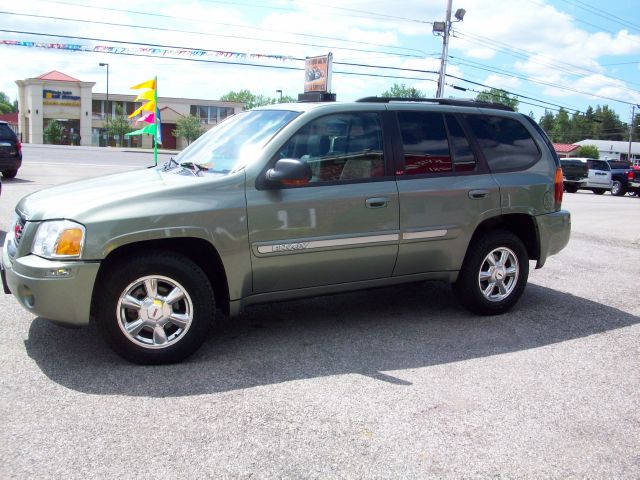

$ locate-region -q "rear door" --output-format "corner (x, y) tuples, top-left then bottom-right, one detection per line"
(391, 109), (501, 275)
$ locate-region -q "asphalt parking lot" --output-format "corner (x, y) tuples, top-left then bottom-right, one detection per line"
(0, 145), (639, 478)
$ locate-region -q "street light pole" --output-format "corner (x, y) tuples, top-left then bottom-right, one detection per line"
(276, 89), (283, 101)
(436, 0), (453, 98)
(99, 62), (109, 146)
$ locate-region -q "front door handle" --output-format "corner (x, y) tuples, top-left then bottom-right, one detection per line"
(468, 189), (489, 199)
(366, 197), (389, 208)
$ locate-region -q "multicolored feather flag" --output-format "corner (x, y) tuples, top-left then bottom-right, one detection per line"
(125, 76), (161, 165)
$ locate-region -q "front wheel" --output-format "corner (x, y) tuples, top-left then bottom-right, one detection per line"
(96, 251), (215, 364)
(453, 231), (529, 315)
(1, 169), (17, 179)
(592, 188), (606, 195)
(611, 181), (626, 196)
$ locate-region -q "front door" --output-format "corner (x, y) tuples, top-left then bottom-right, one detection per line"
(246, 111), (400, 293)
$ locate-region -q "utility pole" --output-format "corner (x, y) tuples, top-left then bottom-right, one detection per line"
(436, 0), (453, 98)
(628, 104), (636, 163)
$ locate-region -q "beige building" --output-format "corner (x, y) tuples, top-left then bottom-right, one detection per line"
(16, 70), (244, 150)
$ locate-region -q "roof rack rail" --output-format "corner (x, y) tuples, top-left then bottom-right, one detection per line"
(355, 96), (515, 112)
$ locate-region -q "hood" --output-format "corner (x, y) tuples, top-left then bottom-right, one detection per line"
(16, 167), (225, 221)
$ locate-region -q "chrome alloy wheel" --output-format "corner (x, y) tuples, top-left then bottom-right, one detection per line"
(116, 275), (194, 349)
(477, 247), (519, 302)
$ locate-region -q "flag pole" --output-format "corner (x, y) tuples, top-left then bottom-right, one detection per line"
(153, 76), (158, 166)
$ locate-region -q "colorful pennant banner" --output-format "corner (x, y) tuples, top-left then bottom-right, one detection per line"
(125, 76), (161, 166)
(0, 40), (294, 62)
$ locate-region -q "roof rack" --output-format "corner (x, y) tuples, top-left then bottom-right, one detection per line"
(355, 96), (515, 112)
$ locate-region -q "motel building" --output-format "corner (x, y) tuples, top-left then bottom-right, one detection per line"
(15, 70), (244, 150)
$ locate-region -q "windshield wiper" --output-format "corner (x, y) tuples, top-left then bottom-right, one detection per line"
(160, 157), (180, 171)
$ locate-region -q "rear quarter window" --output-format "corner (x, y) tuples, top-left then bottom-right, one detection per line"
(465, 115), (540, 172)
(0, 124), (16, 140)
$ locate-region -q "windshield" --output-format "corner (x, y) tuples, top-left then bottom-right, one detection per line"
(174, 109), (300, 174)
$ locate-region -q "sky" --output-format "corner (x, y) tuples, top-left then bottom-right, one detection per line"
(1, 0), (640, 124)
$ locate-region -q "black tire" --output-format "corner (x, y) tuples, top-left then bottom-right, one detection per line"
(453, 230), (529, 316)
(564, 184), (578, 193)
(592, 188), (606, 195)
(2, 169), (17, 179)
(95, 251), (215, 364)
(611, 181), (626, 196)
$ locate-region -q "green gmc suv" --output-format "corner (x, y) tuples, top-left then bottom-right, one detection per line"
(1, 98), (571, 364)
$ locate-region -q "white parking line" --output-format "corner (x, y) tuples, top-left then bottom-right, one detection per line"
(24, 162), (147, 168)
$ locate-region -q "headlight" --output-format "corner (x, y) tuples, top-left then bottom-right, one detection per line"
(31, 220), (86, 259)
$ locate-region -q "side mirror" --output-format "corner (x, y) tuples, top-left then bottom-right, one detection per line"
(265, 158), (312, 187)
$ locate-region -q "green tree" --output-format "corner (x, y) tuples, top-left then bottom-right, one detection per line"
(380, 83), (424, 98)
(552, 108), (571, 143)
(577, 145), (599, 159)
(220, 90), (273, 110)
(107, 105), (133, 147)
(173, 114), (204, 145)
(539, 110), (555, 136)
(0, 91), (16, 114)
(220, 90), (297, 110)
(44, 119), (63, 144)
(593, 105), (624, 140)
(475, 88), (519, 111)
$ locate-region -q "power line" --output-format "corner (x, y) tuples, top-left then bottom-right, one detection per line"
(0, 10), (425, 59)
(39, 0), (428, 57)
(555, 0), (640, 32)
(448, 57), (640, 106)
(452, 29), (640, 89)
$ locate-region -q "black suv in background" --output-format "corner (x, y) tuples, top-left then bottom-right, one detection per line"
(0, 121), (22, 179)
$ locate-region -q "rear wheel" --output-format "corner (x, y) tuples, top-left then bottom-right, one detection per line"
(453, 230), (529, 315)
(564, 184), (578, 193)
(96, 251), (215, 364)
(2, 169), (17, 179)
(611, 181), (626, 196)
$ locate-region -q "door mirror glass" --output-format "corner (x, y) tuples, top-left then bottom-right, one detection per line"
(265, 158), (312, 187)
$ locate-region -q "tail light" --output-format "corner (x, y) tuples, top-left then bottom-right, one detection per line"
(629, 170), (635, 181)
(554, 166), (563, 208)
(16, 138), (21, 153)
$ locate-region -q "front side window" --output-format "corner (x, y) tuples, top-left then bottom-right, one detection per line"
(465, 115), (540, 172)
(588, 160), (610, 171)
(278, 112), (385, 183)
(397, 111), (452, 175)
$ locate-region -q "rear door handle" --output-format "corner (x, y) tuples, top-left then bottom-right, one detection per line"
(468, 189), (489, 199)
(366, 197), (389, 208)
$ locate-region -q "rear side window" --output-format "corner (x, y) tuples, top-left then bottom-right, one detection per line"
(397, 111), (452, 175)
(465, 115), (540, 172)
(0, 124), (16, 140)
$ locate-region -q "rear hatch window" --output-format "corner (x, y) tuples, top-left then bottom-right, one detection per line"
(0, 124), (16, 141)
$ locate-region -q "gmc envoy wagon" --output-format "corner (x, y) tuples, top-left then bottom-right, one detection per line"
(2, 98), (571, 364)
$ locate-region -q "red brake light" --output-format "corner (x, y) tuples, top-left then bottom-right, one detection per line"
(16, 138), (21, 153)
(554, 166), (563, 208)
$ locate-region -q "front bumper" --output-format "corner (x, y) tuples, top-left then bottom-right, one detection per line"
(535, 209), (571, 269)
(2, 247), (100, 326)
